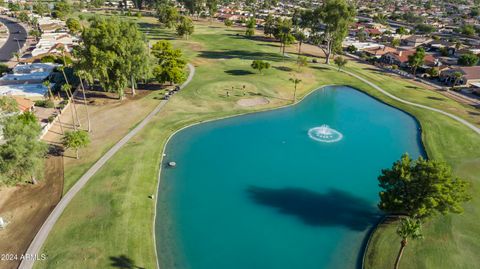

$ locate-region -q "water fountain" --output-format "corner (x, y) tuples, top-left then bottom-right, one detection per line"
(308, 125), (343, 143)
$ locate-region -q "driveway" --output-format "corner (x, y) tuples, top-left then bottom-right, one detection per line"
(0, 16), (27, 62)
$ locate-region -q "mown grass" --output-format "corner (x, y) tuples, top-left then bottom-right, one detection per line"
(35, 18), (480, 269)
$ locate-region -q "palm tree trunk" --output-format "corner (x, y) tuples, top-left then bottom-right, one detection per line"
(394, 239), (407, 269)
(61, 70), (81, 128)
(68, 87), (81, 128)
(298, 41), (302, 56)
(79, 78), (91, 132)
(57, 108), (64, 134)
(293, 84), (297, 103)
(76, 149), (79, 159)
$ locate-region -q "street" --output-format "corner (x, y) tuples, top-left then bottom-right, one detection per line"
(0, 16), (27, 62)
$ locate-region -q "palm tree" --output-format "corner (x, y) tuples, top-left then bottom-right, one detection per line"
(289, 77), (302, 103)
(75, 70), (92, 132)
(43, 80), (64, 134)
(58, 65), (81, 128)
(294, 31), (306, 57)
(62, 83), (77, 131)
(394, 217), (423, 269)
(43, 80), (54, 100)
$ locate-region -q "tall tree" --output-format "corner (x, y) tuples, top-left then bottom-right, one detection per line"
(74, 70), (92, 132)
(289, 77), (301, 102)
(180, 0), (205, 16)
(0, 113), (47, 185)
(176, 16), (194, 39)
(151, 40), (186, 85)
(61, 83), (78, 131)
(378, 154), (471, 219)
(394, 217), (423, 269)
(263, 14), (277, 37)
(408, 47), (425, 76)
(75, 17), (150, 99)
(58, 64), (81, 129)
(309, 0), (356, 64)
(245, 17), (256, 37)
(206, 0), (218, 21)
(44, 80), (64, 134)
(157, 3), (179, 28)
(294, 31), (306, 56)
(274, 19), (295, 58)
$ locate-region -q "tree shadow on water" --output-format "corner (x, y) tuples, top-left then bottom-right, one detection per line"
(246, 186), (381, 231)
(109, 255), (145, 269)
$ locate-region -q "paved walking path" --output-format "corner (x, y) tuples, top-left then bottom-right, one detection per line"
(327, 65), (480, 136)
(18, 63), (195, 269)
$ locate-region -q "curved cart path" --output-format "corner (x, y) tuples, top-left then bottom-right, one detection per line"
(19, 63), (195, 269)
(329, 65), (480, 135)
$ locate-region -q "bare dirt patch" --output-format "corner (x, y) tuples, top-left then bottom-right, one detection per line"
(237, 96), (270, 107)
(0, 153), (63, 269)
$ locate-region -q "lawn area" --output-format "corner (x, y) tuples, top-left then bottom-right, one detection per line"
(34, 17), (480, 269)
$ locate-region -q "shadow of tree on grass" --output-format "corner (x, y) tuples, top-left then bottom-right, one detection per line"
(109, 255), (145, 269)
(224, 69), (255, 76)
(198, 50), (284, 62)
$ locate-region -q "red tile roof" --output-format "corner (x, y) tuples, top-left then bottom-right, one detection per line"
(12, 96), (34, 112)
(386, 50), (437, 65)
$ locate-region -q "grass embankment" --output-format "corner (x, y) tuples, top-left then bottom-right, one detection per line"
(35, 18), (480, 269)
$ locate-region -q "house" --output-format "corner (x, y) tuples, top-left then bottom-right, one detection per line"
(402, 35), (432, 47)
(428, 40), (456, 55)
(0, 84), (49, 99)
(31, 32), (78, 57)
(363, 46), (398, 58)
(440, 66), (480, 87)
(381, 50), (440, 68)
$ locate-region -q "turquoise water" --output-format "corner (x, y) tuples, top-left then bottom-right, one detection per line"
(156, 86), (423, 269)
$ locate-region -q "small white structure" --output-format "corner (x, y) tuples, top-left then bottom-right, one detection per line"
(13, 63), (58, 74)
(0, 72), (51, 82)
(0, 83), (51, 99)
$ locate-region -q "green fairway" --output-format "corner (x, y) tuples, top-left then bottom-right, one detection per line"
(34, 18), (480, 269)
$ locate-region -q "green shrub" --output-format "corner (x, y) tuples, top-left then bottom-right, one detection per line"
(48, 115), (56, 123)
(35, 99), (55, 108)
(0, 63), (9, 74)
(40, 55), (56, 63)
